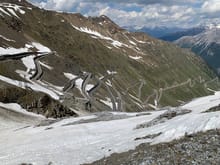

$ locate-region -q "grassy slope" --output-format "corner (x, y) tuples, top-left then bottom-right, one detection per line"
(0, 2), (219, 110)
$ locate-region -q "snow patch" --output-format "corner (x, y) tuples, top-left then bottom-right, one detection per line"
(129, 40), (137, 45)
(31, 42), (51, 53)
(107, 70), (117, 75)
(0, 35), (15, 42)
(0, 7), (11, 17)
(86, 84), (94, 91)
(129, 55), (142, 60)
(112, 40), (123, 48)
(64, 72), (78, 80)
(100, 97), (113, 109)
(72, 25), (129, 49)
(0, 47), (28, 55)
(0, 3), (26, 18)
(75, 78), (83, 90)
(39, 61), (53, 70)
(21, 55), (36, 75)
(0, 42), (51, 55)
(6, 8), (19, 18)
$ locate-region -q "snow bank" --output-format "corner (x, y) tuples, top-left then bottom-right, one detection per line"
(21, 55), (36, 74)
(31, 42), (51, 52)
(0, 110), (165, 165)
(0, 47), (28, 55)
(64, 72), (78, 80)
(1, 85), (220, 165)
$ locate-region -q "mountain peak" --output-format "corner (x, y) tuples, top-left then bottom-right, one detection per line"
(89, 15), (124, 34)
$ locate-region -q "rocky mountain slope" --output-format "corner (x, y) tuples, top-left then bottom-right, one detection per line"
(89, 129), (220, 165)
(0, 0), (219, 116)
(174, 24), (220, 75)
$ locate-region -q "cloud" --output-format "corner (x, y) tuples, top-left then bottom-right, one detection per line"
(35, 0), (79, 10)
(82, 0), (201, 6)
(28, 0), (220, 28)
(202, 0), (220, 13)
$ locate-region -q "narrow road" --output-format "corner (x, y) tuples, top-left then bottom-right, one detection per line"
(63, 76), (80, 92)
(88, 74), (113, 96)
(81, 73), (92, 99)
(0, 52), (41, 61)
(143, 76), (219, 108)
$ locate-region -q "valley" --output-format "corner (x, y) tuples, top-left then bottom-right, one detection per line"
(1, 0), (220, 164)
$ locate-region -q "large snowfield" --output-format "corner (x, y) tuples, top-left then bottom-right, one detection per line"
(1, 91), (220, 165)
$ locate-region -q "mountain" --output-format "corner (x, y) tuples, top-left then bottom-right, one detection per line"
(2, 1), (220, 164)
(175, 24), (220, 75)
(160, 26), (206, 41)
(125, 26), (185, 38)
(0, 0), (219, 116)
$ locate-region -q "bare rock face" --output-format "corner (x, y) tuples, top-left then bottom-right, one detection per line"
(0, 87), (77, 118)
(28, 95), (77, 118)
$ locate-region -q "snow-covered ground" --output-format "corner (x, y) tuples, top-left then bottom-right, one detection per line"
(1, 91), (220, 164)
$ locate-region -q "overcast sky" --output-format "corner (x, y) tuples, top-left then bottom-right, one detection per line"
(29, 0), (220, 28)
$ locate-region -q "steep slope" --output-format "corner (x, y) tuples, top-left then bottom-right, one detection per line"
(0, 0), (219, 115)
(175, 25), (220, 75)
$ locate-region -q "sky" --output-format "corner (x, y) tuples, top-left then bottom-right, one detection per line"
(29, 0), (220, 28)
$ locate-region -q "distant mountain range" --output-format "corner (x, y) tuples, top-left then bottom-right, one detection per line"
(124, 26), (186, 38)
(173, 24), (220, 75)
(160, 27), (206, 41)
(133, 23), (220, 75)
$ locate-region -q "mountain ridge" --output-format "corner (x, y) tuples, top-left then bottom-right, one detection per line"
(175, 27), (220, 75)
